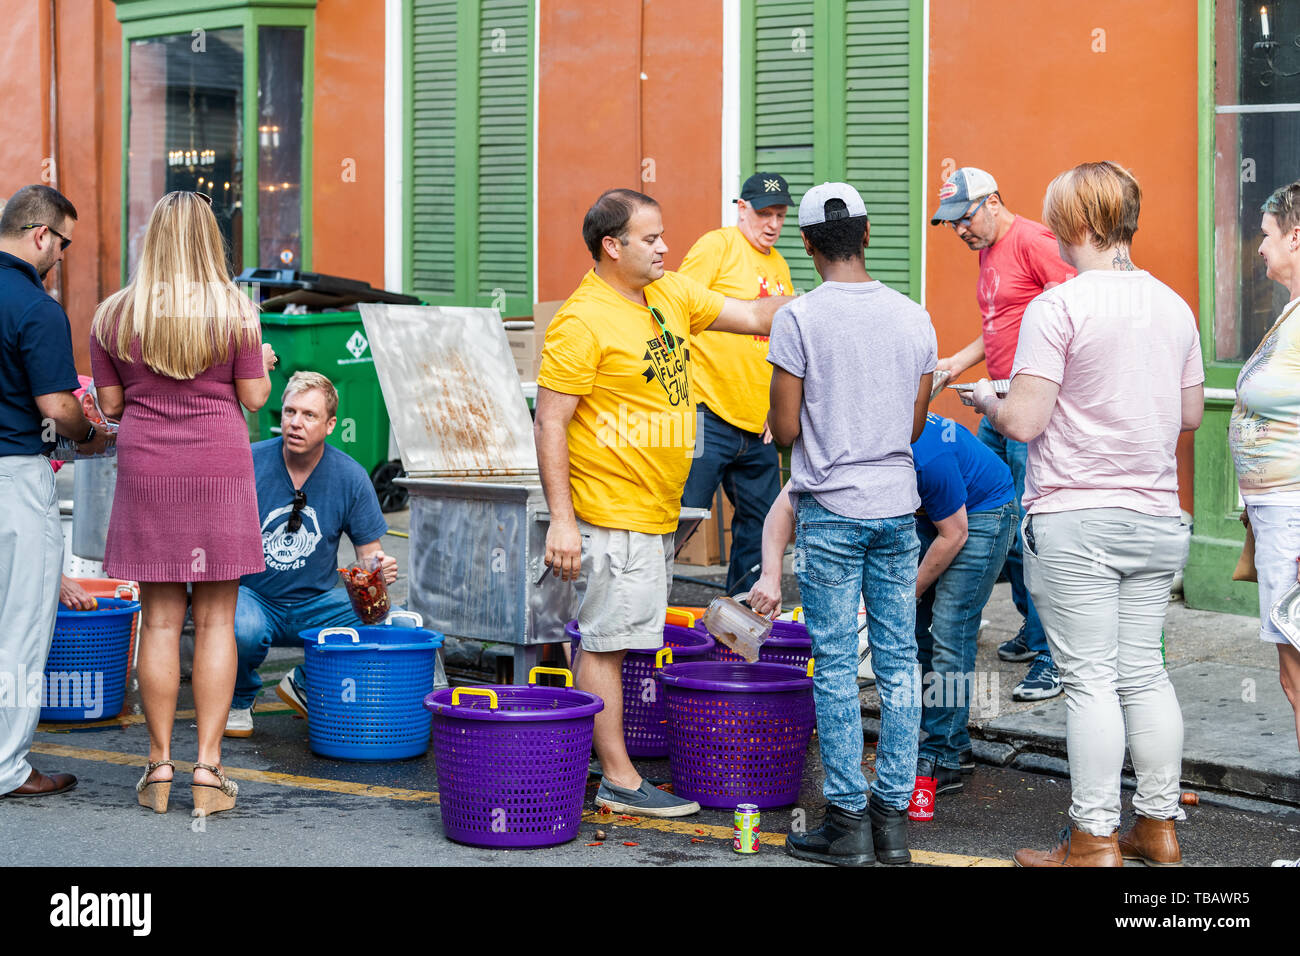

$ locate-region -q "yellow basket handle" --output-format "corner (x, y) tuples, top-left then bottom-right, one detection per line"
(528, 666), (574, 687)
(806, 658), (815, 678)
(792, 606), (803, 622)
(451, 687), (499, 709)
(655, 647), (674, 669)
(665, 607), (696, 628)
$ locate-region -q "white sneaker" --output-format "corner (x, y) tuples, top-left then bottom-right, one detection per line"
(1272, 858), (1300, 867)
(224, 706), (253, 738)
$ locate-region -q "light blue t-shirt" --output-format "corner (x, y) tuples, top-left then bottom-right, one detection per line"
(768, 279), (937, 519)
(241, 438), (388, 603)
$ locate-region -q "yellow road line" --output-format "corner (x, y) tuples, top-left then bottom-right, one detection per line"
(28, 742), (439, 804)
(581, 808), (1012, 866)
(26, 742), (1009, 865)
(37, 700), (293, 732)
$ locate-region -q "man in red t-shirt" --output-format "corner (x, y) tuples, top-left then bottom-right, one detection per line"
(931, 167), (1075, 703)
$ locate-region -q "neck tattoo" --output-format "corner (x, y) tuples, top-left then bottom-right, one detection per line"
(1112, 248), (1135, 271)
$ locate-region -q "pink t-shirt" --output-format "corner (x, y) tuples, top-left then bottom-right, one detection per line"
(1012, 271), (1203, 516)
(979, 216), (1076, 379)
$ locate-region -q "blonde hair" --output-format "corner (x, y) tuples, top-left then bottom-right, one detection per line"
(92, 192), (259, 379)
(1042, 161), (1141, 250)
(282, 371), (339, 418)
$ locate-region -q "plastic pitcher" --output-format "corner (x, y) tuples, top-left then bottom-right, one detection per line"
(700, 596), (772, 663)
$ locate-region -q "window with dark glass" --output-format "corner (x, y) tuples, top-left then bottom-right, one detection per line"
(127, 30), (244, 273)
(1214, 1), (1300, 361)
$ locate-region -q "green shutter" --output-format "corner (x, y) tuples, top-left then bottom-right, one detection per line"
(410, 0), (459, 299)
(476, 0), (532, 312)
(752, 0), (818, 294)
(844, 0), (914, 297)
(744, 0), (919, 300)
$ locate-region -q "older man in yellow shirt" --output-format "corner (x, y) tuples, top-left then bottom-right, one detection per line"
(534, 187), (790, 817)
(678, 172), (795, 593)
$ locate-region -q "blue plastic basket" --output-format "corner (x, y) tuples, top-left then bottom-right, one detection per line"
(42, 597), (140, 722)
(299, 611), (445, 761)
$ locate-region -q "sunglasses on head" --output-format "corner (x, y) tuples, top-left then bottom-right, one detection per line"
(22, 223), (71, 251)
(287, 490), (307, 534)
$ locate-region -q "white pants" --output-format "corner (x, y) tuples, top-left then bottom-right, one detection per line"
(0, 455), (63, 792)
(1023, 507), (1190, 836)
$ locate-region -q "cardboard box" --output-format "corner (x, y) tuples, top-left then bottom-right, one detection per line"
(676, 491), (734, 568)
(505, 300), (562, 382)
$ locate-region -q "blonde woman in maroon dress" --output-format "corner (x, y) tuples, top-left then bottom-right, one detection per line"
(90, 192), (276, 816)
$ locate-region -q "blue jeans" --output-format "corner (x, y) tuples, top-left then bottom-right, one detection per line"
(916, 502), (1016, 768)
(794, 495), (921, 812)
(232, 586), (364, 708)
(976, 417), (1049, 658)
(681, 404), (782, 593)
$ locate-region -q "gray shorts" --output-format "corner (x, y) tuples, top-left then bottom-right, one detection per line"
(573, 519), (675, 652)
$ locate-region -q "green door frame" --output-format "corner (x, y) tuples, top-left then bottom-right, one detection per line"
(403, 0), (536, 307)
(114, 0), (316, 283)
(1186, 0), (1257, 615)
(738, 0), (923, 302)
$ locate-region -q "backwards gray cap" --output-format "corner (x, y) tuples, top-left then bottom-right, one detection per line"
(798, 182), (868, 227)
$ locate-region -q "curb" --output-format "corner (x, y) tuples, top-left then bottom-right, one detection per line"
(861, 708), (1300, 808)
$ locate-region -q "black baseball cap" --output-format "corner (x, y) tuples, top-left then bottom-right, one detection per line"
(736, 172), (793, 211)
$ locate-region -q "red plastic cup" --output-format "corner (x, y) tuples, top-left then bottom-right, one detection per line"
(908, 775), (937, 821)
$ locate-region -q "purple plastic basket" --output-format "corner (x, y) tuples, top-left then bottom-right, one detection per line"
(568, 621), (715, 757)
(425, 679), (603, 849)
(660, 661), (815, 809)
(701, 619), (812, 669)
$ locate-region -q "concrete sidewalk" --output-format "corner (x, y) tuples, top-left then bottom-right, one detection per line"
(855, 581), (1300, 807)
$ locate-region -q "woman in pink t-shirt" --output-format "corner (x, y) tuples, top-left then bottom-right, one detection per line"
(969, 162), (1204, 868)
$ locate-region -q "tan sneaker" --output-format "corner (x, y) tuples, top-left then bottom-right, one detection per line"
(223, 706), (253, 738)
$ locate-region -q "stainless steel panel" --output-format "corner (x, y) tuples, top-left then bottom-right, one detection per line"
(71, 458), (118, 561)
(402, 477), (577, 647)
(358, 303), (537, 477)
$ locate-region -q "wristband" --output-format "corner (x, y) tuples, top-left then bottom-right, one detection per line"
(81, 423), (96, 444)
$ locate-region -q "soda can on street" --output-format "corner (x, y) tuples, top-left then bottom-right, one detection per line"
(734, 803), (760, 854)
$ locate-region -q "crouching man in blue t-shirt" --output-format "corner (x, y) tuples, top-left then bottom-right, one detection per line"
(909, 413), (1015, 794)
(224, 372), (394, 738)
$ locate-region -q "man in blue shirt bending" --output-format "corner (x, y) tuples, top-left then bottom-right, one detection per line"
(909, 413), (1015, 794)
(224, 371), (394, 737)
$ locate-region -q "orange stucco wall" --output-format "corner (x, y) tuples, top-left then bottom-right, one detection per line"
(0, 1), (120, 373)
(537, 0), (722, 302)
(310, 0), (385, 289)
(926, 0), (1199, 510)
(0, 1), (383, 374)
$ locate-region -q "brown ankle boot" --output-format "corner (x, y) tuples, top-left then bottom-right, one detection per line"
(1118, 816), (1181, 867)
(1014, 826), (1123, 867)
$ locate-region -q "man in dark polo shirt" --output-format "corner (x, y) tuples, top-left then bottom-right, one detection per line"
(0, 185), (108, 798)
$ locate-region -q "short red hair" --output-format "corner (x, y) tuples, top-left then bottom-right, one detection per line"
(1042, 161), (1141, 250)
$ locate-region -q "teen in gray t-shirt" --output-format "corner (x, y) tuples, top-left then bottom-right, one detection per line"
(767, 281), (937, 518)
(767, 182), (935, 869)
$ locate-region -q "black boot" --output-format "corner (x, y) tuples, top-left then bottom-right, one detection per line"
(785, 804), (875, 867)
(869, 792), (911, 865)
(917, 755), (964, 794)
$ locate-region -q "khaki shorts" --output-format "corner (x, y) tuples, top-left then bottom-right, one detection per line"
(573, 519), (675, 652)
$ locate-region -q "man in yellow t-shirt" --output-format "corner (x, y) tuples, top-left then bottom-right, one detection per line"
(534, 187), (790, 818)
(679, 172), (794, 593)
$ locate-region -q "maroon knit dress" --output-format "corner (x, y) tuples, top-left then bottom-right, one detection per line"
(88, 327), (266, 582)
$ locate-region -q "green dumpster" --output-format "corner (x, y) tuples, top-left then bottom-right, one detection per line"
(256, 311), (407, 511)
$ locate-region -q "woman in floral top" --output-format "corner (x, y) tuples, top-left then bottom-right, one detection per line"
(1229, 179), (1300, 769)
